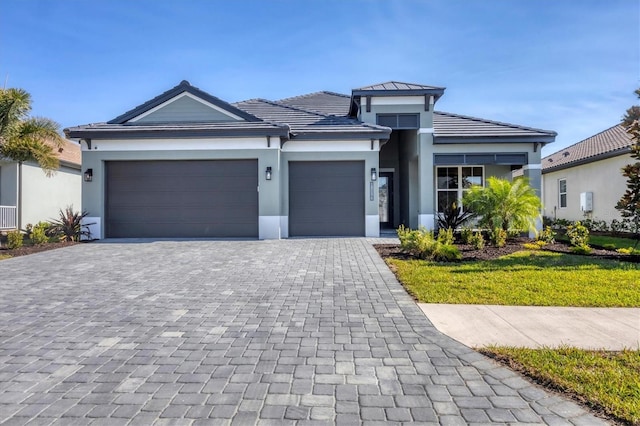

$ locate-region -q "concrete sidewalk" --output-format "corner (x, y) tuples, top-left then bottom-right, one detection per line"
(419, 304), (640, 350)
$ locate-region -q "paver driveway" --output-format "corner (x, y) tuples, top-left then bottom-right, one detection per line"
(0, 239), (606, 425)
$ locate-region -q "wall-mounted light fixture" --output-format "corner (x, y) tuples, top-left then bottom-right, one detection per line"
(84, 168), (93, 182)
(265, 166), (272, 181)
(370, 168), (377, 181)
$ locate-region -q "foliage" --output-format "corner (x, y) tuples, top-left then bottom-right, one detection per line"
(617, 247), (640, 255)
(436, 202), (476, 231)
(622, 88), (640, 126)
(397, 225), (460, 262)
(566, 221), (590, 248)
(463, 177), (541, 234)
(0, 88), (65, 175)
(48, 206), (89, 242)
(436, 227), (454, 245)
(570, 244), (592, 255)
(29, 222), (49, 245)
(489, 227), (507, 247)
(482, 347), (640, 425)
(616, 101), (640, 244)
(387, 251), (640, 307)
(537, 226), (556, 244)
(6, 230), (23, 249)
(460, 227), (473, 244)
(610, 218), (632, 235)
(580, 218), (608, 232)
(469, 231), (485, 250)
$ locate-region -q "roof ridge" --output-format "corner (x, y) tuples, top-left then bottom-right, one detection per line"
(541, 124), (628, 159)
(435, 110), (556, 136)
(278, 91), (350, 103)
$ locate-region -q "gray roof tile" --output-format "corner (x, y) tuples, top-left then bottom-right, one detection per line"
(542, 124), (633, 172)
(433, 111), (556, 139)
(277, 91), (351, 116)
(355, 81), (445, 91)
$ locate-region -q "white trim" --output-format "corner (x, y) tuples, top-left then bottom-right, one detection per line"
(282, 140), (376, 152)
(280, 216), (289, 238)
(88, 137), (271, 151)
(418, 214), (435, 230)
(128, 92), (244, 123)
(523, 164), (542, 170)
(259, 216), (281, 240)
(365, 215), (380, 237)
(418, 128), (434, 134)
(82, 217), (101, 240)
(370, 96), (424, 106)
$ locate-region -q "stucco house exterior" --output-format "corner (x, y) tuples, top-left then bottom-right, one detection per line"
(65, 80), (556, 240)
(0, 140), (82, 231)
(542, 124), (634, 223)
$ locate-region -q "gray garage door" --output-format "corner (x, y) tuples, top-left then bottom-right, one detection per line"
(106, 160), (258, 238)
(289, 161), (365, 237)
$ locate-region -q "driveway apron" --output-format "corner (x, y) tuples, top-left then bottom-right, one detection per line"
(0, 239), (607, 425)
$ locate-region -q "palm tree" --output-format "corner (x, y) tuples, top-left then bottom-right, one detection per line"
(0, 87), (65, 175)
(463, 177), (542, 233)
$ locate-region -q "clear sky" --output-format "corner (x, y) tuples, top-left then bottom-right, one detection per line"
(1, 0), (638, 155)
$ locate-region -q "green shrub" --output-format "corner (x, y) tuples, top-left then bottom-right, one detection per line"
(460, 227), (473, 244)
(581, 218), (608, 232)
(49, 206), (89, 242)
(570, 244), (592, 255)
(437, 227), (454, 246)
(469, 231), (485, 250)
(567, 221), (590, 248)
(7, 230), (23, 249)
(397, 225), (460, 262)
(522, 242), (542, 250)
(29, 222), (50, 245)
(489, 227), (507, 247)
(537, 226), (556, 244)
(617, 247), (640, 255)
(603, 243), (617, 251)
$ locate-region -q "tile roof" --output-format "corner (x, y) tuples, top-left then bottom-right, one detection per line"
(233, 99), (390, 139)
(277, 91), (351, 116)
(55, 139), (81, 167)
(433, 111), (556, 140)
(354, 81), (445, 91)
(542, 124), (634, 172)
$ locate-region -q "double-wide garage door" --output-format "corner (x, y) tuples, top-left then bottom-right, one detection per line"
(106, 160), (258, 238)
(289, 161), (365, 237)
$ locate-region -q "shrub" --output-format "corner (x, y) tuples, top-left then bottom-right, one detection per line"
(397, 225), (460, 262)
(28, 221), (50, 245)
(460, 227), (473, 244)
(603, 243), (617, 251)
(610, 219), (632, 235)
(469, 231), (485, 250)
(617, 247), (640, 255)
(523, 242), (542, 250)
(489, 227), (507, 247)
(570, 244), (592, 255)
(537, 226), (556, 244)
(567, 221), (590, 248)
(436, 202), (476, 231)
(581, 218), (608, 232)
(437, 227), (454, 246)
(48, 206), (89, 242)
(7, 230), (23, 249)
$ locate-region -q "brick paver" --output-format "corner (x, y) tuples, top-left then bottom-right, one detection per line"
(0, 239), (608, 424)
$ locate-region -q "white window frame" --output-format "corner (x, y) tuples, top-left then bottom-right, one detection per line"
(558, 178), (567, 208)
(436, 166), (484, 212)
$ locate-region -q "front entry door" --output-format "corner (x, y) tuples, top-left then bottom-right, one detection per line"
(379, 172), (394, 228)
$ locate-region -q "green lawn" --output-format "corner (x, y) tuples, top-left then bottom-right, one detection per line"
(558, 234), (639, 251)
(482, 347), (640, 425)
(388, 251), (640, 307)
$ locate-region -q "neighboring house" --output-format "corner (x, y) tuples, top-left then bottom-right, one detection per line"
(542, 124), (634, 223)
(0, 140), (82, 230)
(64, 80), (556, 240)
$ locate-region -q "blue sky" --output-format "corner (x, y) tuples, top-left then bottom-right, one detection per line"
(1, 0), (638, 155)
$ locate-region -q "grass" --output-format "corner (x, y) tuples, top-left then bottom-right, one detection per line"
(482, 346), (640, 425)
(388, 250), (640, 307)
(558, 234), (639, 251)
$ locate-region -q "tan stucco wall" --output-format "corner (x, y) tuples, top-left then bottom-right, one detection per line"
(542, 154), (632, 223)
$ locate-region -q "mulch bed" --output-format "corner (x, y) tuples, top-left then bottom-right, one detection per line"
(0, 241), (78, 258)
(375, 238), (640, 262)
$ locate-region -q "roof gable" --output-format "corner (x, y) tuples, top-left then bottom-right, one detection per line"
(108, 80), (261, 124)
(542, 124), (633, 172)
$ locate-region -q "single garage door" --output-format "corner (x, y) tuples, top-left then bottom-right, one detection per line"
(106, 160), (258, 238)
(289, 161), (365, 237)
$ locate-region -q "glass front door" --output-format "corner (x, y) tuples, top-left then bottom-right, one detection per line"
(379, 172), (393, 228)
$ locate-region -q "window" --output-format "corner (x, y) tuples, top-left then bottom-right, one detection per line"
(436, 166), (483, 212)
(559, 179), (567, 208)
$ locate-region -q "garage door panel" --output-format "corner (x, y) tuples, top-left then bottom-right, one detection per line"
(106, 160), (258, 238)
(289, 161), (365, 237)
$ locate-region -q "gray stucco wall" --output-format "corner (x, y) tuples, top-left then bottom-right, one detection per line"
(0, 162), (18, 207)
(135, 96), (242, 123)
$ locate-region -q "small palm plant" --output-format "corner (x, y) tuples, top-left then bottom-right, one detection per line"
(463, 177), (541, 234)
(49, 206), (89, 242)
